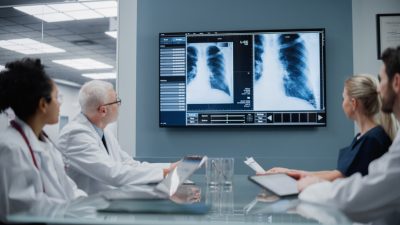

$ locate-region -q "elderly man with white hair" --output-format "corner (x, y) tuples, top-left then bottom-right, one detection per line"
(58, 80), (175, 194)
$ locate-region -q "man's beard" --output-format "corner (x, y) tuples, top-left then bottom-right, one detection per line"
(381, 87), (396, 113)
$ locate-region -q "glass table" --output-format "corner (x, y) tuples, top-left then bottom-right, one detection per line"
(6, 175), (351, 225)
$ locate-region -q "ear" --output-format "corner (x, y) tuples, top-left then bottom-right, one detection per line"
(392, 73), (400, 93)
(351, 98), (358, 110)
(37, 97), (48, 114)
(98, 105), (108, 117)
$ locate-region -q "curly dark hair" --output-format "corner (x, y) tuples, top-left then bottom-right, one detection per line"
(0, 58), (53, 121)
(381, 46), (400, 81)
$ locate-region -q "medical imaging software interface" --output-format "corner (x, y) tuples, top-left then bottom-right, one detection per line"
(159, 29), (326, 126)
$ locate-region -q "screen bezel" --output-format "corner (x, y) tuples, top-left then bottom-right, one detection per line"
(159, 28), (327, 128)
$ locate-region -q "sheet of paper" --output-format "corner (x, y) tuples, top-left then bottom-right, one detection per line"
(244, 157), (265, 173)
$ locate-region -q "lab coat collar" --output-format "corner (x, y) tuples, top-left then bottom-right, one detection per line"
(76, 113), (108, 152)
(13, 117), (47, 153)
(80, 113), (104, 138)
(92, 122), (104, 139)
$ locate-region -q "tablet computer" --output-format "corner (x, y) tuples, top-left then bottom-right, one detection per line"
(155, 155), (207, 197)
(249, 174), (299, 197)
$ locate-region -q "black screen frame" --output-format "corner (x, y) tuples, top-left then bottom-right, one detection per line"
(159, 28), (327, 128)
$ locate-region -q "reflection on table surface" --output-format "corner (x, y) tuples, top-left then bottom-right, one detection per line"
(7, 175), (351, 225)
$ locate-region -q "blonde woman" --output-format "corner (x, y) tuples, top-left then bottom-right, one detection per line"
(266, 74), (398, 181)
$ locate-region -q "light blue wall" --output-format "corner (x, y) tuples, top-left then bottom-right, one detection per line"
(135, 0), (353, 173)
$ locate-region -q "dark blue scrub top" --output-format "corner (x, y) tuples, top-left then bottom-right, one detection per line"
(337, 125), (391, 177)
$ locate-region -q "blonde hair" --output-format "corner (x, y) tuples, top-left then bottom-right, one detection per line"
(345, 74), (398, 140)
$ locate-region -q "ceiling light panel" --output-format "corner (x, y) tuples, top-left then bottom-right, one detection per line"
(14, 5), (56, 15)
(0, 38), (66, 54)
(53, 78), (82, 88)
(82, 1), (117, 9)
(13, 1), (117, 22)
(82, 72), (116, 79)
(94, 8), (117, 17)
(105, 31), (117, 38)
(30, 12), (74, 22)
(65, 10), (103, 20)
(52, 58), (113, 70)
(47, 3), (88, 12)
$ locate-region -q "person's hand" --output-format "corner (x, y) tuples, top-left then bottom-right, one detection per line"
(170, 184), (201, 204)
(286, 170), (308, 180)
(265, 167), (291, 174)
(262, 167), (308, 180)
(297, 176), (324, 192)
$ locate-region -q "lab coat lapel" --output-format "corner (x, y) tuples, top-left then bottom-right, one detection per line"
(13, 118), (68, 198)
(103, 131), (118, 160)
(37, 141), (69, 198)
(96, 130), (112, 157)
(13, 118), (45, 154)
(79, 113), (113, 157)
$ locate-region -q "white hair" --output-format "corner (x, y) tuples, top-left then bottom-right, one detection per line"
(78, 80), (114, 114)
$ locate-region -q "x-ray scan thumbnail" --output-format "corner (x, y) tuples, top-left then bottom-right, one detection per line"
(186, 42), (234, 104)
(253, 33), (321, 111)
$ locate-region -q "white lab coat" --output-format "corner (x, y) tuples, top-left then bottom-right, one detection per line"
(0, 109), (14, 132)
(57, 113), (169, 195)
(0, 118), (86, 220)
(0, 113), (8, 131)
(299, 130), (400, 225)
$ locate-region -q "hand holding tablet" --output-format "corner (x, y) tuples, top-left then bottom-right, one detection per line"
(249, 173), (299, 197)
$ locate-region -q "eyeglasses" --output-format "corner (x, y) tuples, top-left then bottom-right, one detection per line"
(57, 94), (63, 104)
(102, 97), (122, 107)
(44, 93), (63, 104)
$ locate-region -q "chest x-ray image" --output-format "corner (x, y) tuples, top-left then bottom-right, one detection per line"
(254, 33), (321, 111)
(186, 42), (234, 104)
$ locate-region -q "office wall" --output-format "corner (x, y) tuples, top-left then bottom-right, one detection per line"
(352, 0), (400, 134)
(352, 0), (400, 74)
(119, 0), (354, 172)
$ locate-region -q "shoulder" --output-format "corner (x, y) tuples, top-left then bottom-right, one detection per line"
(362, 126), (391, 145)
(366, 125), (388, 137)
(0, 128), (23, 148)
(356, 126), (391, 156)
(389, 131), (400, 152)
(58, 115), (98, 146)
(60, 114), (94, 137)
(0, 129), (28, 161)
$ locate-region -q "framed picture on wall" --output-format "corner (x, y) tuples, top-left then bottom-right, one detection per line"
(376, 13), (400, 59)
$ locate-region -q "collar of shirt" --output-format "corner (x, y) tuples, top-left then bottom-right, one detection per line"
(82, 113), (104, 138)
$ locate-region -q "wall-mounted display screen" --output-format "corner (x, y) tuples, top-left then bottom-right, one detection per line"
(159, 29), (326, 127)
